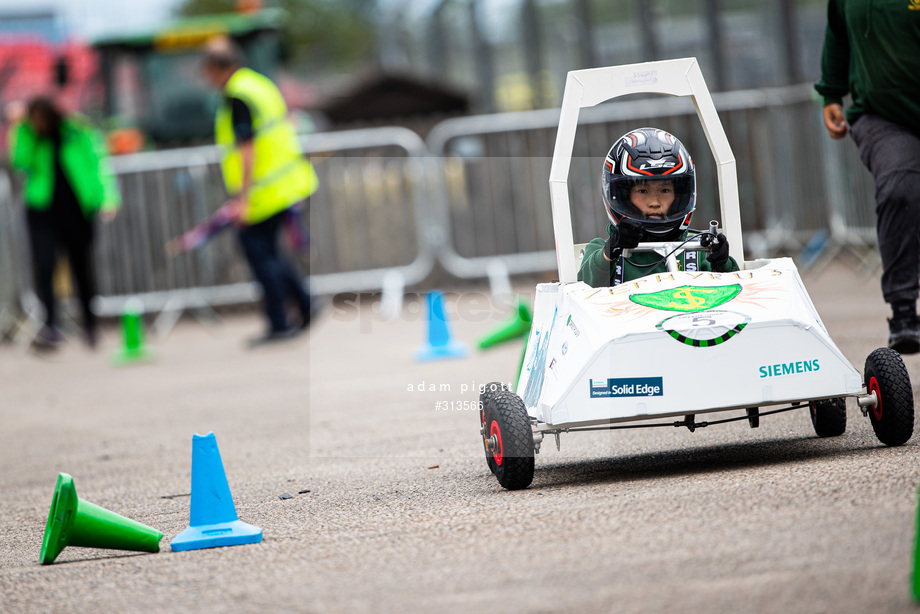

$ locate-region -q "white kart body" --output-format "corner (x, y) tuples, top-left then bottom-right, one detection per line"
(517, 258), (863, 429)
(518, 57), (865, 430)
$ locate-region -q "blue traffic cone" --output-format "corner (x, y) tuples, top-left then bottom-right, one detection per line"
(415, 290), (468, 361)
(170, 432), (262, 552)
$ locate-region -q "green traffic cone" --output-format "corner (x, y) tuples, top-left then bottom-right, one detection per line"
(40, 473), (162, 564)
(111, 299), (151, 365)
(478, 300), (532, 350)
(515, 332), (529, 388)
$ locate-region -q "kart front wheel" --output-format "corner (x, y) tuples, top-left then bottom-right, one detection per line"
(809, 398), (846, 437)
(481, 389), (534, 490)
(864, 348), (914, 446)
(479, 381), (508, 475)
(479, 382), (508, 473)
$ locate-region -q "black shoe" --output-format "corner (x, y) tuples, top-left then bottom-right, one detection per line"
(247, 327), (301, 349)
(299, 295), (326, 330)
(888, 316), (920, 354)
(84, 327), (99, 350)
(32, 326), (62, 351)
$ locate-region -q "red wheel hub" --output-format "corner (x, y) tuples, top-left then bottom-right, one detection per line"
(489, 420), (504, 466)
(868, 376), (883, 422)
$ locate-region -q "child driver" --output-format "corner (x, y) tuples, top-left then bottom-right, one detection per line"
(578, 127), (739, 287)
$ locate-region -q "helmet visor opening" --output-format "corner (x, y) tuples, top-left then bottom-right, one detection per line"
(609, 176), (694, 223)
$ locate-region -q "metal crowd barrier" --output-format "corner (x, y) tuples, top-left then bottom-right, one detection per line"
(1, 84), (882, 335)
(0, 168), (22, 338)
(91, 126), (436, 319)
(426, 83), (878, 281)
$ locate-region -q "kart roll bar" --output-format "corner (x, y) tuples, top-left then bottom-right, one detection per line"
(549, 57), (744, 282)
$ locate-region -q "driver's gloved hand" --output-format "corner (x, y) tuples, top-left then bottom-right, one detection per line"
(604, 219), (644, 260)
(706, 232), (730, 270)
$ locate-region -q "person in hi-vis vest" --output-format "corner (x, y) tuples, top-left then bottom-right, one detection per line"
(202, 36), (319, 346)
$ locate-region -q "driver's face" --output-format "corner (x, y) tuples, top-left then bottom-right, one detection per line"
(630, 180), (675, 220)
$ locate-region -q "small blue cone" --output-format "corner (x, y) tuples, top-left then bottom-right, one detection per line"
(798, 229), (829, 269)
(170, 432), (262, 552)
(415, 290), (468, 361)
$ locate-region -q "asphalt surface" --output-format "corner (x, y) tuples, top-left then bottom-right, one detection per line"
(1, 260), (919, 613)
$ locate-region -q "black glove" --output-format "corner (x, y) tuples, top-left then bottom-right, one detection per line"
(706, 232), (730, 270)
(603, 219), (644, 260)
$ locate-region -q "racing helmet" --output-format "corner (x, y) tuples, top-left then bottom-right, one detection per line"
(601, 127), (696, 240)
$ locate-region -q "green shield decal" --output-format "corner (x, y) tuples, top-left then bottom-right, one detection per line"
(630, 284), (742, 312)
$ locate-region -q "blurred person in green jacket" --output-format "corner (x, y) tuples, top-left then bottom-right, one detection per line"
(578, 128), (738, 288)
(815, 0), (920, 354)
(7, 97), (120, 350)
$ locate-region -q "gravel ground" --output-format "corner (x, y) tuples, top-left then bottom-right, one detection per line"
(1, 260), (919, 613)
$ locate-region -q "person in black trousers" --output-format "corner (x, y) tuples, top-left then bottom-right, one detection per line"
(202, 38), (319, 346)
(7, 97), (120, 349)
(815, 0), (920, 353)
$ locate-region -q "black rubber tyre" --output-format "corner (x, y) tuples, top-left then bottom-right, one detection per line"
(809, 397), (847, 437)
(480, 382), (509, 475)
(864, 348), (914, 446)
(481, 389), (534, 490)
(479, 382), (508, 414)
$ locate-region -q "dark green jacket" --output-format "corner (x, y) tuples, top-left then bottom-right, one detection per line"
(814, 0), (920, 136)
(577, 225), (740, 288)
(8, 117), (120, 216)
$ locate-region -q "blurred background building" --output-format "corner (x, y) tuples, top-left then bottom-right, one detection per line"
(0, 0), (827, 149)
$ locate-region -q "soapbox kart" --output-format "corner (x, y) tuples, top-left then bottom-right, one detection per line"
(478, 59), (915, 490)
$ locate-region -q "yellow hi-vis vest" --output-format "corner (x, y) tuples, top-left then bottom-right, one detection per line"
(215, 67), (318, 224)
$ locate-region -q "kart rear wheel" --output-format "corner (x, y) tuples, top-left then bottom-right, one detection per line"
(809, 398), (846, 437)
(864, 348), (914, 447)
(481, 389), (534, 490)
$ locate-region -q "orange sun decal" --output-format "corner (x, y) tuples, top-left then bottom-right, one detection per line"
(580, 269), (789, 323)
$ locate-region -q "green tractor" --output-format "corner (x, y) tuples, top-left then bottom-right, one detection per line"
(93, 8), (286, 149)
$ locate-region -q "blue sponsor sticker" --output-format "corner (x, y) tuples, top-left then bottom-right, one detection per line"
(589, 377), (663, 398)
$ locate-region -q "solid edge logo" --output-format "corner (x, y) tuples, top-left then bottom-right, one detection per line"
(590, 377), (663, 398)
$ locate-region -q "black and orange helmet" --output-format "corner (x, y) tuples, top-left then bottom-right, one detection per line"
(601, 127), (696, 240)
